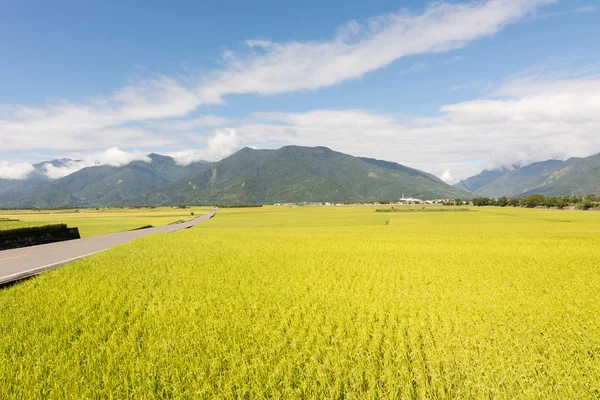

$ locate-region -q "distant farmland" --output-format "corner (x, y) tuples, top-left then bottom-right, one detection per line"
(1, 206), (599, 398)
(0, 206), (213, 238)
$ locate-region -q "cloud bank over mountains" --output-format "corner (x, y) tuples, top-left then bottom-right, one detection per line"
(42, 147), (152, 179)
(214, 68), (600, 180)
(169, 128), (241, 166)
(5, 0), (600, 182)
(0, 147), (151, 180)
(4, 69), (600, 181)
(0, 161), (35, 180)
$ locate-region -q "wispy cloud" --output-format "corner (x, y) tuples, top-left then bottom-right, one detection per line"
(224, 66), (600, 181)
(407, 63), (429, 73)
(448, 80), (494, 92)
(533, 3), (596, 19)
(0, 76), (199, 152)
(199, 0), (553, 101)
(169, 128), (241, 165)
(145, 115), (231, 132)
(442, 55), (466, 64)
(6, 64), (600, 183)
(0, 0), (553, 157)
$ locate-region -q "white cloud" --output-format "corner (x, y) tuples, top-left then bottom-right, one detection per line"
(145, 115), (231, 132)
(6, 62), (600, 183)
(206, 128), (241, 159)
(0, 0), (552, 157)
(199, 0), (553, 101)
(43, 161), (89, 179)
(169, 151), (205, 166)
(92, 147), (151, 166)
(441, 170), (456, 184)
(171, 128), (241, 165)
(0, 77), (201, 152)
(0, 161), (35, 180)
(0, 0), (562, 180)
(42, 147), (151, 179)
(226, 70), (600, 181)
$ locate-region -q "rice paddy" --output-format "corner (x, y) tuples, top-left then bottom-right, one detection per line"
(1, 206), (599, 398)
(0, 219), (53, 231)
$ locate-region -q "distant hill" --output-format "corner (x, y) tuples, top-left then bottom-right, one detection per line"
(0, 154), (207, 208)
(456, 153), (600, 197)
(455, 167), (511, 192)
(518, 154), (600, 197)
(130, 146), (470, 206)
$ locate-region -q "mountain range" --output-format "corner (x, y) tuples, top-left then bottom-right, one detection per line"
(4, 146), (598, 208)
(456, 153), (600, 197)
(0, 146), (468, 208)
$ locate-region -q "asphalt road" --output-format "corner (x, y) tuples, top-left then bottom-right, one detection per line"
(0, 208), (217, 286)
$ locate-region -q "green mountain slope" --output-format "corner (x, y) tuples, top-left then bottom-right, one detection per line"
(0, 177), (47, 197)
(134, 146), (470, 205)
(518, 154), (600, 197)
(359, 157), (446, 182)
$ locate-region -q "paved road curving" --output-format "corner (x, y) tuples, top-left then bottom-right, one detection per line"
(0, 208), (217, 286)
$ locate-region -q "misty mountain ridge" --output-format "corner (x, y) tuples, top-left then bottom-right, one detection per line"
(0, 153), (208, 208)
(3, 147), (599, 208)
(0, 158), (77, 196)
(456, 153), (600, 197)
(0, 146), (468, 208)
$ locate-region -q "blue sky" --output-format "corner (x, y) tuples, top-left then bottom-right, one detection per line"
(1, 0), (599, 182)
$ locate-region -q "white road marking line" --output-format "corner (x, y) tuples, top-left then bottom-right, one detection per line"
(0, 249), (107, 283)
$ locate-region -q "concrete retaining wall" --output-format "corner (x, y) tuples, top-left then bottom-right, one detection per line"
(0, 227), (80, 251)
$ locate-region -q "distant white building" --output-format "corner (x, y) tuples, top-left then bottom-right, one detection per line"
(399, 194), (422, 203)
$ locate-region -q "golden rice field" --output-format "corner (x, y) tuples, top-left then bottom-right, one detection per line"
(1, 206), (600, 398)
(0, 206), (212, 237)
(0, 219), (53, 231)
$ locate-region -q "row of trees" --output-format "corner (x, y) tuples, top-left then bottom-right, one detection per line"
(445, 194), (600, 209)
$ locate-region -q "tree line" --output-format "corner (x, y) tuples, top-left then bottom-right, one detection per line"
(445, 194), (599, 209)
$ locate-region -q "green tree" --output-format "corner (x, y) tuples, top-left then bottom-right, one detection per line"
(554, 197), (569, 210)
(522, 194), (545, 208)
(496, 196), (509, 207)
